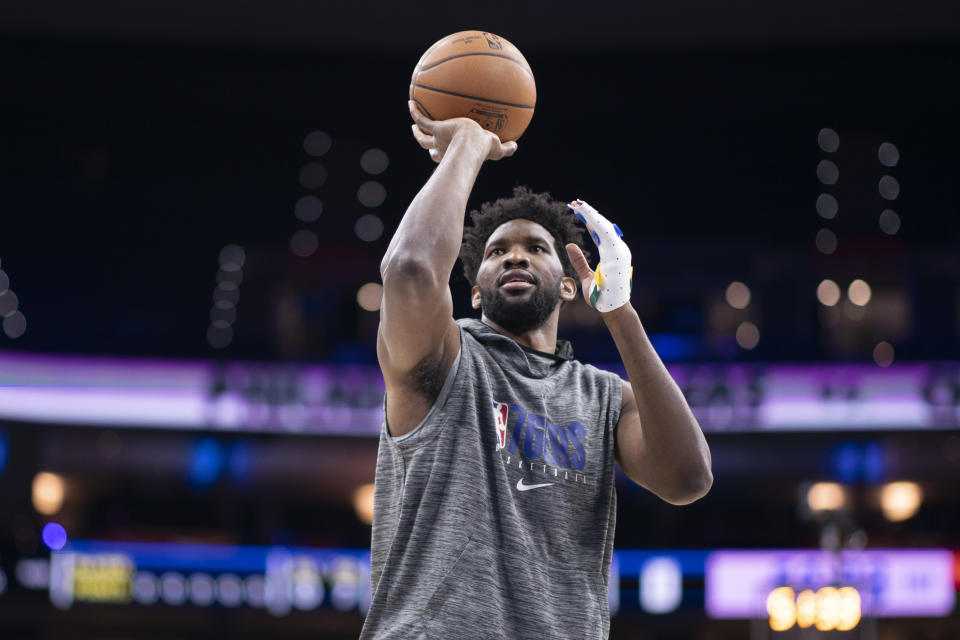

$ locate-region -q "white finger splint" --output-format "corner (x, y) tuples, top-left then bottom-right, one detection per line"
(567, 199), (633, 312)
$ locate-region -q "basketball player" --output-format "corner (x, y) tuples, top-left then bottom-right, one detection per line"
(358, 103), (713, 639)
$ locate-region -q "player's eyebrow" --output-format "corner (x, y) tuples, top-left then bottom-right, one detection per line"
(486, 234), (554, 250)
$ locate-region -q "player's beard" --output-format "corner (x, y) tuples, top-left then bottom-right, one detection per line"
(478, 273), (562, 335)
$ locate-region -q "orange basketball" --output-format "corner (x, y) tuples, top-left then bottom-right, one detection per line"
(409, 31), (536, 142)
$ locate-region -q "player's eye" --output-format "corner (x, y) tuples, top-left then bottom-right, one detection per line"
(530, 245), (544, 253)
(489, 248), (504, 256)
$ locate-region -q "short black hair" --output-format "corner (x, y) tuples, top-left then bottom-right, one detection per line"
(460, 186), (588, 286)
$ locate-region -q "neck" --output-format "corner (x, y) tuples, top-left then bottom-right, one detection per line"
(479, 310), (560, 354)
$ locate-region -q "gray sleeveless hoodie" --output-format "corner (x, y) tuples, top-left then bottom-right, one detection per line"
(361, 318), (622, 640)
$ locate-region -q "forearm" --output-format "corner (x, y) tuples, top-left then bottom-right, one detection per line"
(382, 129), (490, 279)
(604, 304), (713, 499)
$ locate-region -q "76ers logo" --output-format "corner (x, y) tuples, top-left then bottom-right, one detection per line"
(491, 401), (509, 450)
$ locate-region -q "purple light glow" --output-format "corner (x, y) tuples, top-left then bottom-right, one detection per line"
(0, 351), (957, 434)
(705, 549), (955, 619)
(42, 522), (68, 551)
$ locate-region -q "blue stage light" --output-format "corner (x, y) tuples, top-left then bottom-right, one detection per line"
(649, 333), (700, 360)
(42, 522), (68, 551)
(189, 437), (224, 487)
(0, 428), (8, 473)
(831, 440), (886, 483)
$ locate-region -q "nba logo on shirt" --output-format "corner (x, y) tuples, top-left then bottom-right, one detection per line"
(491, 401), (509, 450)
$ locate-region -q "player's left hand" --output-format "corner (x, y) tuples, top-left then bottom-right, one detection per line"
(565, 199), (633, 312)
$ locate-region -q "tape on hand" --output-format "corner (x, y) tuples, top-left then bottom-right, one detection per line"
(568, 199), (633, 312)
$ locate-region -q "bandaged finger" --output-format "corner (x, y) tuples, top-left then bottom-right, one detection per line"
(567, 199), (633, 312)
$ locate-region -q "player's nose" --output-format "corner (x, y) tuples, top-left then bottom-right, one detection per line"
(502, 247), (530, 267)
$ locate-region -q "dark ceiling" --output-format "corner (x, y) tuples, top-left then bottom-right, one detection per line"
(3, 0), (959, 52)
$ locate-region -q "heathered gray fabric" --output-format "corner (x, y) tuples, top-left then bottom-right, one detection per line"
(360, 318), (622, 640)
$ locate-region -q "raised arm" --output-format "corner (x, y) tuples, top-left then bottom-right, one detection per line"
(565, 200), (712, 505)
(377, 103), (516, 436)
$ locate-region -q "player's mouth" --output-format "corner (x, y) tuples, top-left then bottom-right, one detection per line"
(498, 269), (536, 292)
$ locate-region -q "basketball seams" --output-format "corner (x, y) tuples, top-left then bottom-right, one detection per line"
(417, 52), (533, 76)
(412, 84), (535, 110)
(410, 97), (436, 121)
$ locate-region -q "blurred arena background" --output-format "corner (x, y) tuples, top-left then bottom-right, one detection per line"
(1, 2), (959, 638)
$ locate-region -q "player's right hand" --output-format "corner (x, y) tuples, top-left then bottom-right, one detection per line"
(409, 101), (517, 163)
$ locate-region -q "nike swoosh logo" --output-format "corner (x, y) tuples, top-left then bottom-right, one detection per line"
(516, 478), (553, 492)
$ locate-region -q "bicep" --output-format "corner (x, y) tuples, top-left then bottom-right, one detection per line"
(377, 261), (459, 380)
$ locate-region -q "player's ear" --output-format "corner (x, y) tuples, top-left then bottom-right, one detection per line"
(471, 285), (482, 309)
(560, 276), (578, 303)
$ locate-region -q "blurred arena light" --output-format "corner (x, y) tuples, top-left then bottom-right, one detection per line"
(160, 572), (187, 605)
(355, 214), (385, 242)
(360, 148), (389, 175)
(357, 181), (386, 208)
(330, 558), (362, 611)
(41, 522), (68, 551)
(245, 575), (266, 608)
(0, 319), (19, 342)
(767, 586), (861, 632)
(816, 193), (838, 219)
(298, 162), (327, 189)
(796, 589), (816, 628)
(353, 483), (375, 525)
(189, 437), (225, 487)
(356, 283), (383, 312)
(724, 281), (751, 309)
(806, 482), (846, 512)
(836, 587), (863, 631)
(302, 130), (332, 157)
(817, 128), (839, 153)
(0, 289), (19, 317)
(879, 209), (901, 234)
(639, 556), (683, 614)
(878, 142), (900, 167)
(873, 341), (895, 367)
(290, 229), (319, 257)
(848, 279), (872, 306)
(188, 573), (216, 607)
(0, 428), (8, 472)
(815, 586), (842, 631)
(878, 175), (900, 200)
(735, 321), (759, 350)
(218, 245), (245, 271)
(209, 247), (243, 350)
(217, 573), (243, 608)
(133, 571), (159, 605)
(32, 472), (65, 515)
(814, 228), (837, 254)
(206, 323), (233, 349)
(767, 586), (796, 631)
(816, 279), (841, 306)
(880, 481), (923, 522)
(816, 160), (839, 185)
(294, 195), (323, 222)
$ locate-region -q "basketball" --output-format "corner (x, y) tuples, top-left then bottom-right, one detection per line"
(409, 31), (536, 142)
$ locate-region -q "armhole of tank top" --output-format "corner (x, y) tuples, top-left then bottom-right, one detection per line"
(389, 338), (463, 444)
(609, 370), (624, 434)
